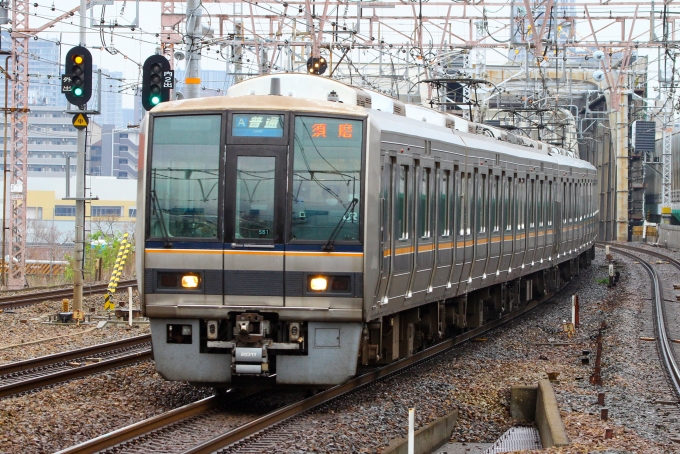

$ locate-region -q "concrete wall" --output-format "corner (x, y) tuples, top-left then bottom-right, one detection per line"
(658, 224), (680, 249)
(383, 410), (458, 454)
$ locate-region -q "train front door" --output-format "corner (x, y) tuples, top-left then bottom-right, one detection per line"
(223, 113), (288, 307)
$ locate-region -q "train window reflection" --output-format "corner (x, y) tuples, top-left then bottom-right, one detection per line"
(149, 115), (221, 239)
(291, 116), (363, 242)
(235, 156), (275, 240)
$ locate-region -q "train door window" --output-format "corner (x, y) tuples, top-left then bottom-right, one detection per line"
(385, 158), (395, 245)
(528, 179), (535, 229)
(562, 182), (567, 224)
(479, 173), (487, 233)
(568, 182), (573, 223)
(579, 182), (583, 221)
(235, 156), (276, 240)
(456, 172), (464, 236)
(419, 167), (432, 238)
(439, 169), (451, 237)
(504, 176), (511, 231)
(538, 180), (544, 227)
(517, 178), (525, 230)
(467, 172), (474, 235)
(548, 181), (553, 227)
(397, 165), (409, 240)
(491, 176), (499, 232)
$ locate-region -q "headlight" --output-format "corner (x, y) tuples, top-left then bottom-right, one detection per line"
(306, 275), (351, 293)
(181, 274), (200, 288)
(309, 277), (328, 291)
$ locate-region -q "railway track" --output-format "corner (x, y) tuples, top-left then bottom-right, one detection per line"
(601, 244), (680, 397)
(58, 275), (581, 454)
(0, 335), (151, 398)
(0, 279), (137, 311)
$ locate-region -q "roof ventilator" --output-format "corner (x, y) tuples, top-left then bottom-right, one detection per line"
(270, 77), (281, 96)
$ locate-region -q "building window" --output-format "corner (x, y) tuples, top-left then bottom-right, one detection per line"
(118, 171), (128, 178)
(119, 145), (128, 152)
(119, 133), (128, 139)
(27, 207), (43, 220)
(55, 205), (76, 216)
(129, 207), (137, 218)
(119, 158), (128, 165)
(91, 206), (122, 217)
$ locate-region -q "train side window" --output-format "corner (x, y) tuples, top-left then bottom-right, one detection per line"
(479, 173), (487, 234)
(397, 165), (409, 240)
(439, 169), (450, 237)
(419, 167), (432, 238)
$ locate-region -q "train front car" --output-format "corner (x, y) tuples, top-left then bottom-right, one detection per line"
(137, 86), (370, 388)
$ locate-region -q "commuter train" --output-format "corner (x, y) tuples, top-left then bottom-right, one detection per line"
(136, 73), (597, 389)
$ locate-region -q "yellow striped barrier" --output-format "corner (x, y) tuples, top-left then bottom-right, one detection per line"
(104, 233), (130, 310)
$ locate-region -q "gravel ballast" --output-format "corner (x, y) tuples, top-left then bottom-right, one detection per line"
(2, 248), (680, 453)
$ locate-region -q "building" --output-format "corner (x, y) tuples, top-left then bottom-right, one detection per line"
(0, 33), (64, 108)
(0, 175), (137, 236)
(95, 70), (124, 128)
(89, 126), (139, 178)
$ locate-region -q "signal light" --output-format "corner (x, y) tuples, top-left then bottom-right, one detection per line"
(62, 46), (92, 105)
(142, 55), (173, 111)
(306, 56), (327, 75)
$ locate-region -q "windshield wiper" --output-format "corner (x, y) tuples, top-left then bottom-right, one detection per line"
(322, 198), (358, 252)
(151, 190), (173, 248)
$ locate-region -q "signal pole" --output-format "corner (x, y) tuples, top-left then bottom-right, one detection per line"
(73, 0), (87, 312)
(184, 0), (202, 99)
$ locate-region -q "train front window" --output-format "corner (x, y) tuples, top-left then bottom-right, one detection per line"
(291, 116), (363, 242)
(149, 115), (221, 239)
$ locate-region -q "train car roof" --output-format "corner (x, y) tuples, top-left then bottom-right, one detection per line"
(149, 93), (368, 117)
(368, 109), (595, 173)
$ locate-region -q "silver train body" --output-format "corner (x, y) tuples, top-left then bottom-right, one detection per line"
(137, 74), (597, 388)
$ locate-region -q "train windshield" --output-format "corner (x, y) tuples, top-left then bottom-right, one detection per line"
(291, 116), (363, 242)
(149, 115), (221, 239)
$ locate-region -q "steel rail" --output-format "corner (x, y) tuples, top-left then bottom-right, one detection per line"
(0, 334), (150, 375)
(601, 245), (680, 398)
(0, 279), (137, 310)
(0, 345), (151, 398)
(54, 396), (220, 454)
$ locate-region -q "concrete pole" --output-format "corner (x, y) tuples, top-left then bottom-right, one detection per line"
(615, 91), (629, 242)
(72, 0), (87, 312)
(184, 0), (202, 99)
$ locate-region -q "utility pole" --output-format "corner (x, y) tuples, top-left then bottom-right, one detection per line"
(73, 0), (87, 312)
(615, 91), (629, 242)
(184, 0), (202, 99)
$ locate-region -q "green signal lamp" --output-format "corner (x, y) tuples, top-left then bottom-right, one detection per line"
(150, 96), (161, 106)
(73, 87), (83, 97)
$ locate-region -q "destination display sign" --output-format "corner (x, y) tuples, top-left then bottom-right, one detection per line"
(232, 114), (284, 137)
